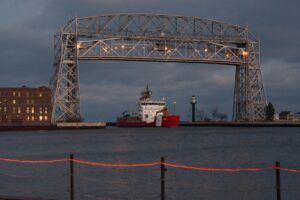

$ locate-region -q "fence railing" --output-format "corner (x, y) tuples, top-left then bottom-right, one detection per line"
(1, 155), (300, 200)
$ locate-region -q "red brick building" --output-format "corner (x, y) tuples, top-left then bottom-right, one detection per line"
(0, 86), (52, 126)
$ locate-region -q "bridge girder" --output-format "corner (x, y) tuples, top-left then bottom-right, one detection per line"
(50, 14), (267, 122)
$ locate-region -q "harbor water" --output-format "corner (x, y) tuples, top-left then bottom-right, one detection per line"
(0, 127), (300, 199)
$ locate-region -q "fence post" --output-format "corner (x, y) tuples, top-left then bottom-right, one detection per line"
(70, 154), (74, 200)
(161, 157), (166, 200)
(275, 161), (281, 200)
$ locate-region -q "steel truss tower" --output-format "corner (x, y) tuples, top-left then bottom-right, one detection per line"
(51, 13), (267, 122)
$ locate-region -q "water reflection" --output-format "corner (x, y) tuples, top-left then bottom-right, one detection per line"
(0, 127), (299, 199)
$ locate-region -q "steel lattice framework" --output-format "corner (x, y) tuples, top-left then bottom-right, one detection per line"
(50, 13), (267, 122)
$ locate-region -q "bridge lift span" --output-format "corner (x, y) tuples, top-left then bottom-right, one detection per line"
(50, 13), (267, 122)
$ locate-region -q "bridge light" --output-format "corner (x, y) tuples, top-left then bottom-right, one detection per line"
(204, 48), (208, 52)
(114, 46), (118, 50)
(242, 51), (249, 57)
(76, 43), (81, 49)
(164, 46), (168, 51)
(121, 45), (125, 49)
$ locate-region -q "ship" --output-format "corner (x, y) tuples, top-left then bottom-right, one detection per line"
(117, 85), (180, 127)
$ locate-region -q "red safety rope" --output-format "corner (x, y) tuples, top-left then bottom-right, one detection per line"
(272, 166), (300, 173)
(0, 157), (69, 164)
(72, 159), (161, 167)
(0, 157), (300, 173)
(163, 162), (273, 172)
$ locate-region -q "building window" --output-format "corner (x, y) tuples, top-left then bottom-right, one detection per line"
(26, 107), (30, 114)
(39, 107), (42, 114)
(45, 107), (48, 114)
(12, 107), (16, 114)
(4, 107), (7, 113)
(39, 116), (43, 121)
(26, 92), (29, 97)
(27, 116), (30, 121)
(13, 91), (16, 96)
(39, 92), (42, 97)
(17, 107), (21, 114)
(26, 99), (30, 104)
(13, 99), (16, 104)
(18, 91), (21, 97)
(31, 99), (35, 104)
(44, 116), (48, 121)
(31, 107), (35, 114)
(31, 116), (35, 121)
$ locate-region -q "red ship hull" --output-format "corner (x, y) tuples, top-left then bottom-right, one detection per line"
(117, 116), (180, 127)
(161, 115), (180, 127)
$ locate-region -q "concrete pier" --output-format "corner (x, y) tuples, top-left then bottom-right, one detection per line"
(180, 121), (300, 127)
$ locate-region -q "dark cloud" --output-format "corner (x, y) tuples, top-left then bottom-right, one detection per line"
(0, 0), (299, 121)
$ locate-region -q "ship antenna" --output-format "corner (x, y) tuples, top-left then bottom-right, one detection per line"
(139, 84), (152, 100)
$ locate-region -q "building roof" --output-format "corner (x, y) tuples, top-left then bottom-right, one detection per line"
(279, 111), (293, 116)
(0, 86), (50, 90)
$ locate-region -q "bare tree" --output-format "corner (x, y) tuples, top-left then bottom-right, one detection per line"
(211, 106), (228, 121)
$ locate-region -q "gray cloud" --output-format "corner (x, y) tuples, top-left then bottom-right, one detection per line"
(0, 0), (299, 121)
(263, 60), (300, 112)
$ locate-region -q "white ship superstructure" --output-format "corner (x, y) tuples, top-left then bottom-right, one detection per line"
(138, 85), (166, 123)
(117, 85), (180, 127)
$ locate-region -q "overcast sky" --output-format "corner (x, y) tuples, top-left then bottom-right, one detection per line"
(0, 0), (299, 121)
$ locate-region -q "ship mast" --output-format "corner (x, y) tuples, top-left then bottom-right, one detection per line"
(140, 84), (152, 100)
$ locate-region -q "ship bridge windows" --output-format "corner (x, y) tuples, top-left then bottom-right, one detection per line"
(141, 103), (166, 106)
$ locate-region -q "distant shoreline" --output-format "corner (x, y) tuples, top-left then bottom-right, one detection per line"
(179, 121), (300, 127)
(0, 121), (299, 131)
(0, 124), (106, 131)
(107, 121), (300, 127)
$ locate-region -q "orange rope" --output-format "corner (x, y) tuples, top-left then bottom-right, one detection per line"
(0, 157), (69, 164)
(272, 166), (300, 173)
(0, 157), (300, 173)
(72, 159), (161, 167)
(164, 162), (273, 172)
